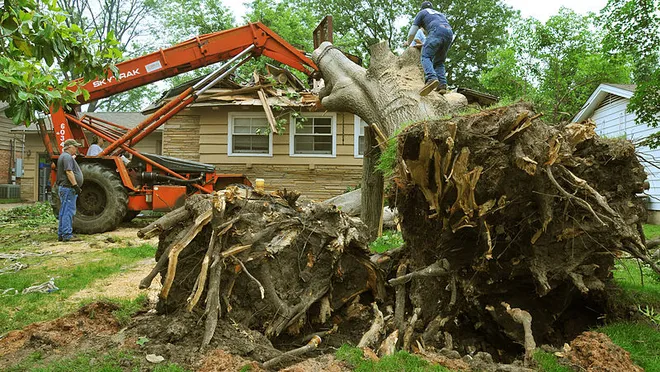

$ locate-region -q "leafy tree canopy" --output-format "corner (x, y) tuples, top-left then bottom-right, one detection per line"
(601, 0), (660, 146)
(0, 0), (121, 125)
(239, 0), (317, 83)
(147, 0), (234, 46)
(147, 0), (235, 89)
(480, 8), (631, 122)
(57, 0), (157, 112)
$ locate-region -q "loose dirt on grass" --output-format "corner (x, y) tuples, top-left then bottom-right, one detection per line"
(197, 349), (263, 372)
(41, 226), (158, 255)
(567, 331), (643, 372)
(0, 202), (31, 211)
(281, 354), (350, 372)
(0, 302), (121, 368)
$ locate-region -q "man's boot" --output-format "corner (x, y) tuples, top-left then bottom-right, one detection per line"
(63, 235), (82, 242)
(436, 84), (448, 94)
(420, 80), (439, 96)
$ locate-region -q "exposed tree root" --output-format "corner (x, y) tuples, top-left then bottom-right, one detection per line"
(388, 259), (450, 286)
(262, 335), (321, 370)
(358, 303), (384, 348)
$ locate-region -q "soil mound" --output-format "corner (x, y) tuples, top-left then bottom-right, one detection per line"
(0, 302), (120, 366)
(568, 331), (643, 372)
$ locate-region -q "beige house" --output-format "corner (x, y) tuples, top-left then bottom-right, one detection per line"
(0, 103), (25, 200)
(147, 73), (367, 201)
(0, 103), (15, 186)
(12, 112), (163, 202)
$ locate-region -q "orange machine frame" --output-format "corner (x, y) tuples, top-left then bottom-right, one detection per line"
(42, 22), (318, 212)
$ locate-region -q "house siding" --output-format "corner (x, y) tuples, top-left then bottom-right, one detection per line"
(162, 114), (200, 161)
(178, 106), (363, 200)
(592, 97), (660, 211)
(0, 114), (14, 184)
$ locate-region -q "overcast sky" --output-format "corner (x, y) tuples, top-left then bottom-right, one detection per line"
(221, 0), (609, 23)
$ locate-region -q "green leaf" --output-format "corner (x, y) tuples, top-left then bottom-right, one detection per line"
(17, 91), (31, 101)
(1, 16), (19, 35)
(80, 88), (90, 102)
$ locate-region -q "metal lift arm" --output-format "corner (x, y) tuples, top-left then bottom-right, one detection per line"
(46, 22), (318, 156)
(76, 22), (317, 104)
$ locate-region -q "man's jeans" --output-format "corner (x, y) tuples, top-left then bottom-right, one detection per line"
(421, 27), (453, 86)
(58, 186), (77, 239)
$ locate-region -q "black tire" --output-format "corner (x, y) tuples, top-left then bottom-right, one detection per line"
(51, 163), (128, 234)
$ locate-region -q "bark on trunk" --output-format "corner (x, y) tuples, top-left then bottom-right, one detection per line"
(361, 127), (385, 240)
(312, 41), (467, 135)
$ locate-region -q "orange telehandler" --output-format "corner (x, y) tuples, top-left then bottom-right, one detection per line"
(41, 22), (319, 234)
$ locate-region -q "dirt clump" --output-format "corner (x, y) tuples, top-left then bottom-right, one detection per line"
(567, 331), (642, 371)
(139, 189), (384, 354)
(198, 349), (263, 372)
(281, 354), (350, 371)
(417, 349), (472, 371)
(0, 302), (120, 366)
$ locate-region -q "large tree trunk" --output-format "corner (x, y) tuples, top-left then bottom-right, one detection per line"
(314, 40), (466, 241)
(312, 41), (467, 135)
(361, 127), (384, 239)
(312, 41), (659, 358)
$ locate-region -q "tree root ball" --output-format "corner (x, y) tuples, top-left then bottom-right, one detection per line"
(390, 102), (655, 358)
(141, 189), (385, 350)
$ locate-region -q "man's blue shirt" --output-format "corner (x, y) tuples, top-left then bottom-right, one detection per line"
(413, 8), (451, 32)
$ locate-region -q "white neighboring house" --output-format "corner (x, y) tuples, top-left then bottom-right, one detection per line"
(573, 83), (660, 222)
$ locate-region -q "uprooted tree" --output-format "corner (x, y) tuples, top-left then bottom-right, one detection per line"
(137, 40), (660, 366)
(313, 40), (659, 358)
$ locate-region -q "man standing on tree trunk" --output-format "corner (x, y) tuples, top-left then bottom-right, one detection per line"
(404, 1), (453, 96)
(57, 139), (84, 242)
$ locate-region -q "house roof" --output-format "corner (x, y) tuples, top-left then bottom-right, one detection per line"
(456, 87), (499, 106)
(11, 111), (159, 133)
(573, 83), (636, 122)
(606, 83), (636, 92)
(142, 68), (318, 114)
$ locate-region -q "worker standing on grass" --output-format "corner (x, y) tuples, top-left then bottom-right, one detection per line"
(404, 1), (453, 96)
(86, 135), (104, 156)
(57, 139), (84, 242)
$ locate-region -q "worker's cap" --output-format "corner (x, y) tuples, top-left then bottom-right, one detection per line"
(421, 1), (433, 9)
(63, 139), (83, 148)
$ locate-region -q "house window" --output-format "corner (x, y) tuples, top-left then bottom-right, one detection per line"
(290, 114), (336, 157)
(228, 113), (272, 156)
(354, 115), (369, 158)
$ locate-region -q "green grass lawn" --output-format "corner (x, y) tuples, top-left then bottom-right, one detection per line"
(644, 224), (660, 240)
(336, 345), (451, 372)
(611, 259), (660, 309)
(533, 351), (572, 372)
(6, 349), (190, 372)
(588, 224), (660, 372)
(0, 243), (156, 333)
(598, 322), (660, 371)
(369, 230), (404, 253)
